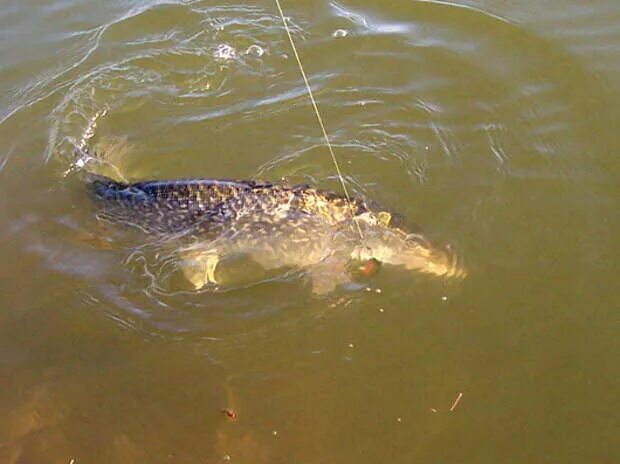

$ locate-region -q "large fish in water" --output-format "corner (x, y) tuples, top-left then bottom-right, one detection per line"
(86, 171), (466, 294)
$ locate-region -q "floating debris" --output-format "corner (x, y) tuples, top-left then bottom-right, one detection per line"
(220, 408), (237, 421)
(333, 29), (348, 38)
(449, 392), (463, 412)
(329, 296), (352, 308)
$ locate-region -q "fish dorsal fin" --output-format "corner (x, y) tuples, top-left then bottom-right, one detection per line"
(377, 211), (391, 227)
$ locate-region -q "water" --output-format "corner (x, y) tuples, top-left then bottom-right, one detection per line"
(1, 0), (619, 462)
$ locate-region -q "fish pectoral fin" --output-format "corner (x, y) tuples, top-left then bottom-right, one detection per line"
(307, 258), (350, 296)
(179, 250), (220, 289)
(310, 274), (341, 296)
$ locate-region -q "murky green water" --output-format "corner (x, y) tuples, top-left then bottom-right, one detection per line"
(1, 0), (619, 462)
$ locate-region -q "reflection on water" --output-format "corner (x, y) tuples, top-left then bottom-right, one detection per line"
(1, 0), (619, 462)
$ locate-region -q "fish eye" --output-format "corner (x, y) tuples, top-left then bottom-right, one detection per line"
(388, 212), (407, 229)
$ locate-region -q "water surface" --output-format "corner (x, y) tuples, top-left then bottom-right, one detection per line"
(0, 0), (618, 462)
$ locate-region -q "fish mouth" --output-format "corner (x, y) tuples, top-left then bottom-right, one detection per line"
(408, 241), (467, 280)
(406, 234), (464, 277)
(429, 243), (467, 280)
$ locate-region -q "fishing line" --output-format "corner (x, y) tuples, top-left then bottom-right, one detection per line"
(274, 0), (364, 240)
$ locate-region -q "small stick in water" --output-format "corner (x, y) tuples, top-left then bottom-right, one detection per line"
(220, 408), (237, 421)
(449, 392), (463, 412)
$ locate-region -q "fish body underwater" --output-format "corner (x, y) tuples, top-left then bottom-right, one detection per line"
(87, 173), (466, 294)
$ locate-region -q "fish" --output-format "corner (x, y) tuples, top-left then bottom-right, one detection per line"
(86, 173), (466, 294)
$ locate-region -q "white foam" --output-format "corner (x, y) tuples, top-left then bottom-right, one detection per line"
(213, 44), (237, 61)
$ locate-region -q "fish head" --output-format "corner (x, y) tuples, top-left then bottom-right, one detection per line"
(351, 218), (467, 279)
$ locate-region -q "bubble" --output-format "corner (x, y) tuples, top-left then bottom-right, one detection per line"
(245, 44), (265, 57)
(333, 29), (348, 38)
(213, 44), (237, 61)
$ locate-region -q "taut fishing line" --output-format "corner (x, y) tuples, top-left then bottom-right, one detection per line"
(274, 0), (364, 240)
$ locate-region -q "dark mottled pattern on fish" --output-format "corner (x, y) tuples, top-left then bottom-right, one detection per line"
(87, 174), (369, 236)
(86, 173), (465, 285)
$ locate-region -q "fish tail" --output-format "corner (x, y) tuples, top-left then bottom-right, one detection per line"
(84, 171), (127, 202)
(70, 131), (135, 183)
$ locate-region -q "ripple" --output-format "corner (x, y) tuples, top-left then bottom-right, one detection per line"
(27, 0), (618, 342)
(244, 44), (265, 57)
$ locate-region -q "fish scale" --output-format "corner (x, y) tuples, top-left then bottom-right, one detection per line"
(87, 174), (369, 235)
